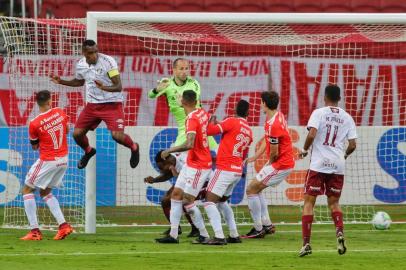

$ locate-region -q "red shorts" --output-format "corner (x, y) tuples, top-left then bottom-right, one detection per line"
(75, 102), (125, 131)
(304, 170), (344, 198)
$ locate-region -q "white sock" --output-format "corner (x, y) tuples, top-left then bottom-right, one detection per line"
(23, 193), (39, 229)
(247, 194), (262, 231)
(43, 194), (66, 225)
(204, 202), (224, 239)
(169, 199), (183, 239)
(259, 192), (272, 226)
(185, 203), (209, 238)
(218, 201), (239, 238)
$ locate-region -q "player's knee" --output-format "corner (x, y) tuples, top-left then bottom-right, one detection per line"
(246, 182), (259, 196)
(73, 129), (85, 140)
(39, 188), (51, 198)
(183, 194), (195, 205)
(22, 185), (34, 195)
(170, 188), (183, 200)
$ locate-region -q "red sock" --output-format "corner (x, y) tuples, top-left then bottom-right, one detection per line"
(332, 211), (344, 236)
(162, 204), (170, 222)
(123, 134), (137, 151)
(183, 205), (196, 228)
(302, 215), (313, 246)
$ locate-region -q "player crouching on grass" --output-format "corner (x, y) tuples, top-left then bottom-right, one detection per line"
(144, 151), (201, 238)
(21, 90), (73, 241)
(242, 91), (295, 239)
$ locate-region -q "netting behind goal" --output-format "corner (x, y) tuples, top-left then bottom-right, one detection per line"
(1, 16), (405, 229)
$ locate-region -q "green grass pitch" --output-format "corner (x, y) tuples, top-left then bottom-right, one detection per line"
(1, 224), (406, 270)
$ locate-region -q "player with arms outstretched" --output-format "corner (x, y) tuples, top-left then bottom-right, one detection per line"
(298, 85), (357, 257)
(50, 39), (139, 169)
(203, 100), (253, 245)
(21, 90), (73, 241)
(144, 151), (200, 238)
(242, 91), (295, 238)
(156, 90), (212, 244)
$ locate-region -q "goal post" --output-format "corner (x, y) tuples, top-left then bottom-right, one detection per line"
(1, 13), (405, 233)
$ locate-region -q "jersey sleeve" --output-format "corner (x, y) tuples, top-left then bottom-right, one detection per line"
(346, 115), (357, 140)
(307, 109), (321, 130)
(106, 56), (120, 79)
(219, 118), (233, 133)
(28, 121), (39, 144)
(193, 79), (202, 107)
(186, 117), (199, 134)
(207, 123), (222, 136)
(269, 123), (282, 144)
(74, 62), (84, 80)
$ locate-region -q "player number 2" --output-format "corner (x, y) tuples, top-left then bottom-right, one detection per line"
(47, 124), (64, 149)
(233, 134), (250, 158)
(323, 124), (338, 147)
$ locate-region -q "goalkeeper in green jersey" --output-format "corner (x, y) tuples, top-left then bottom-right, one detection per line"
(148, 58), (217, 149)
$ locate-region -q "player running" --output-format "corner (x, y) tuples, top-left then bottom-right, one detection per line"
(144, 151), (201, 238)
(50, 39), (139, 170)
(21, 90), (73, 241)
(242, 91), (295, 239)
(155, 90), (212, 244)
(203, 100), (253, 245)
(298, 85), (357, 257)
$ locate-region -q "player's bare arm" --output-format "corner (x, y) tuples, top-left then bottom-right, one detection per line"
(50, 75), (85, 87)
(144, 171), (173, 184)
(344, 139), (357, 159)
(161, 133), (196, 159)
(95, 74), (122, 92)
(300, 127), (317, 159)
(246, 139), (266, 163)
(269, 142), (279, 163)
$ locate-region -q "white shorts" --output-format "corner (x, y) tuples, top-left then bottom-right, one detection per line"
(256, 164), (293, 187)
(175, 165), (211, 197)
(207, 169), (241, 197)
(24, 156), (68, 190)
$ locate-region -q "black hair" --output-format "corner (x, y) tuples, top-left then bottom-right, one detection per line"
(182, 90), (197, 104)
(261, 91), (279, 110)
(325, 84), (341, 102)
(82, 39), (97, 49)
(155, 150), (165, 164)
(173, 58), (187, 68)
(236, 99), (249, 118)
(36, 90), (51, 106)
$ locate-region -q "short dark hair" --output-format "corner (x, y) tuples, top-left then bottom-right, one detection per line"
(325, 84), (341, 102)
(182, 90), (197, 104)
(155, 150), (165, 164)
(82, 39), (96, 49)
(36, 90), (51, 106)
(236, 100), (249, 118)
(261, 91), (279, 110)
(173, 58), (187, 68)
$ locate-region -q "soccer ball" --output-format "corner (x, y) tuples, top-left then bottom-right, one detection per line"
(372, 211), (392, 230)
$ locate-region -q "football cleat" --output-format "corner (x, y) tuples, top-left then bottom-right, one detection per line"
(77, 148), (96, 169)
(204, 237), (227, 245)
(337, 233), (347, 255)
(226, 236), (242, 244)
(192, 235), (210, 244)
(54, 223), (73, 240)
(20, 229), (42, 241)
(263, 224), (276, 235)
(241, 227), (266, 239)
(130, 143), (140, 169)
(299, 243), (312, 257)
(155, 235), (179, 244)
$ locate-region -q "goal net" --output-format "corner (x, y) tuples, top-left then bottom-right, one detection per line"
(1, 13), (405, 230)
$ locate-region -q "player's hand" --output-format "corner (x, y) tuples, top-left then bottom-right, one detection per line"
(144, 176), (155, 184)
(161, 150), (170, 160)
(209, 115), (217, 124)
(299, 149), (308, 159)
(169, 165), (179, 177)
(50, 75), (61, 84)
(94, 80), (105, 90)
(156, 78), (170, 92)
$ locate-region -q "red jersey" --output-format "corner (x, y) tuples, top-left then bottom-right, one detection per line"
(265, 111), (295, 170)
(208, 117), (252, 173)
(29, 107), (69, 161)
(185, 108), (212, 169)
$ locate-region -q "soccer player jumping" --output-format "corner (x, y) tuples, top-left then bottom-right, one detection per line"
(242, 91), (295, 239)
(21, 90), (73, 240)
(298, 85), (357, 257)
(50, 39), (139, 169)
